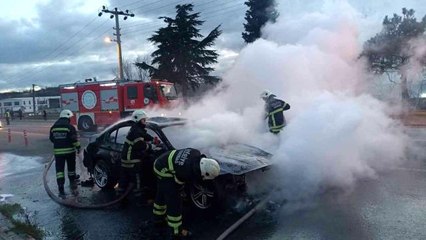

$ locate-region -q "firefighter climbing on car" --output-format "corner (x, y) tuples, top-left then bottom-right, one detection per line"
(49, 109), (81, 197)
(117, 109), (157, 205)
(261, 90), (290, 134)
(152, 148), (220, 239)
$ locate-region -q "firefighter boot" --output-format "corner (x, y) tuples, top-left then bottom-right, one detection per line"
(58, 185), (65, 198)
(171, 229), (193, 240)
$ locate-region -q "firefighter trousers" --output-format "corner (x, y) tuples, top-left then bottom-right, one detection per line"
(153, 176), (183, 236)
(55, 153), (76, 187)
(118, 167), (142, 197)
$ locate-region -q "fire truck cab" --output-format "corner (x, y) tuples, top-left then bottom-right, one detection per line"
(60, 79), (178, 131)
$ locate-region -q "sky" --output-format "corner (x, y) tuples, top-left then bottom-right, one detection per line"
(0, 0), (426, 92)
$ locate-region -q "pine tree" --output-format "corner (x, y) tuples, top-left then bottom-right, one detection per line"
(242, 0), (278, 43)
(136, 4), (221, 98)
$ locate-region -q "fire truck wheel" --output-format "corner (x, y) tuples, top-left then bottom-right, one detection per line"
(78, 116), (94, 132)
(93, 159), (117, 190)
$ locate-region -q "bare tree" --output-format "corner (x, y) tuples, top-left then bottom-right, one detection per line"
(122, 59), (135, 80)
(135, 55), (151, 82)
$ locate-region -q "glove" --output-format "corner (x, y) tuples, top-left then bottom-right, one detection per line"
(153, 143), (165, 151)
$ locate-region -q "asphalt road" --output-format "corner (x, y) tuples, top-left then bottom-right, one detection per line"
(0, 120), (426, 240)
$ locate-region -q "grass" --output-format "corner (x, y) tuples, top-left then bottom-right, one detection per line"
(0, 203), (44, 240)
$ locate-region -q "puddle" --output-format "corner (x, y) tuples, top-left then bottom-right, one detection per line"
(0, 194), (14, 202)
(0, 153), (42, 178)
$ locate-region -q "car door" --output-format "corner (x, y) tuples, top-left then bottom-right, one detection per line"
(98, 125), (131, 165)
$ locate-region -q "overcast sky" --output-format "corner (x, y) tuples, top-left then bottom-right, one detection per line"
(0, 0), (425, 92)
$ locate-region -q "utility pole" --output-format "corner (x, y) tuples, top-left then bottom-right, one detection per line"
(99, 6), (134, 81)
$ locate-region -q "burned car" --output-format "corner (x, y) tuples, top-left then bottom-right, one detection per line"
(83, 117), (272, 210)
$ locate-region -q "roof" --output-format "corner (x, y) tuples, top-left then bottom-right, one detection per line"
(147, 117), (187, 128)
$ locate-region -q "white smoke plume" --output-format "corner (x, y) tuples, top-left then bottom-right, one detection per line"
(151, 0), (409, 206)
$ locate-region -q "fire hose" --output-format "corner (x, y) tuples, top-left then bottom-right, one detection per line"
(43, 155), (133, 209)
(216, 193), (274, 240)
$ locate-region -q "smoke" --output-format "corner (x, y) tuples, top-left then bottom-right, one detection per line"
(151, 0), (409, 209)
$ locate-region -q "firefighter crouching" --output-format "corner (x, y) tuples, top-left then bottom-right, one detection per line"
(153, 148), (220, 239)
(117, 109), (155, 203)
(261, 90), (291, 134)
(49, 109), (81, 196)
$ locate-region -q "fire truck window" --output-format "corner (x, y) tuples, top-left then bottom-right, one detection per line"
(116, 126), (131, 144)
(144, 85), (158, 103)
(127, 86), (138, 100)
(160, 84), (178, 100)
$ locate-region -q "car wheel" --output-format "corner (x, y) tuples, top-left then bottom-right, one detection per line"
(78, 116), (94, 132)
(189, 181), (222, 210)
(93, 159), (116, 190)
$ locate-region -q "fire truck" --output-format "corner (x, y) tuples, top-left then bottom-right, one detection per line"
(59, 79), (178, 131)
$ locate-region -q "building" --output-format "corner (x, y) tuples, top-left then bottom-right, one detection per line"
(0, 96), (61, 117)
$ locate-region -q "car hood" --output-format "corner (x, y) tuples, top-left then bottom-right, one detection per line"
(202, 144), (272, 175)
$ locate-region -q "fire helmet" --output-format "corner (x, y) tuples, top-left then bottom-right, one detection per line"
(131, 109), (148, 122)
(59, 109), (74, 118)
(200, 158), (220, 180)
(260, 90), (273, 101)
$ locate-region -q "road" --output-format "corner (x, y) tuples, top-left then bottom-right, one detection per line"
(0, 120), (426, 239)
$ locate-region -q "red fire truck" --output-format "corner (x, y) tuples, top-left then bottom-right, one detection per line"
(60, 79), (178, 131)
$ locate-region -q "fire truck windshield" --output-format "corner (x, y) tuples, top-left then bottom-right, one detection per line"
(160, 84), (178, 100)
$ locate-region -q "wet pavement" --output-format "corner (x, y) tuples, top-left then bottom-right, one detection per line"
(1, 121), (426, 239)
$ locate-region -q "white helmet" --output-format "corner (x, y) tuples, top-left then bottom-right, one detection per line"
(59, 109), (74, 118)
(200, 158), (220, 180)
(260, 90), (272, 101)
(131, 109), (148, 122)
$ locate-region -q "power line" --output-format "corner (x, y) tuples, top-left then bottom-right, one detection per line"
(5, 18), (108, 83)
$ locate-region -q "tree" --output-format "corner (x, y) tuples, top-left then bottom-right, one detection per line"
(135, 55), (151, 82)
(242, 0), (278, 43)
(136, 4), (222, 98)
(362, 8), (426, 100)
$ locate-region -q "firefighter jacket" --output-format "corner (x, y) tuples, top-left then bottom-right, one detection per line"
(154, 148), (203, 184)
(120, 122), (154, 168)
(49, 118), (80, 155)
(265, 95), (290, 133)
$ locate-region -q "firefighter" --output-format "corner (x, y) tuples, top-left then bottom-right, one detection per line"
(5, 110), (10, 125)
(49, 109), (81, 196)
(117, 109), (154, 202)
(261, 90), (290, 134)
(153, 148), (220, 239)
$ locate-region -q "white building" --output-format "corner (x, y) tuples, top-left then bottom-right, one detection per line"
(0, 96), (60, 117)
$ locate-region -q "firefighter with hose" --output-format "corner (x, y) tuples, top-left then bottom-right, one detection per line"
(153, 148), (220, 239)
(49, 109), (81, 197)
(117, 109), (157, 205)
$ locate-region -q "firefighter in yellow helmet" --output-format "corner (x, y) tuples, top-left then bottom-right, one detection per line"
(49, 109), (81, 196)
(153, 148), (220, 239)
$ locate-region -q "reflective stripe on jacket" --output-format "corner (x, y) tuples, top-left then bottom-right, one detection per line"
(153, 148), (203, 184)
(120, 122), (153, 168)
(50, 117), (80, 155)
(265, 96), (290, 132)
